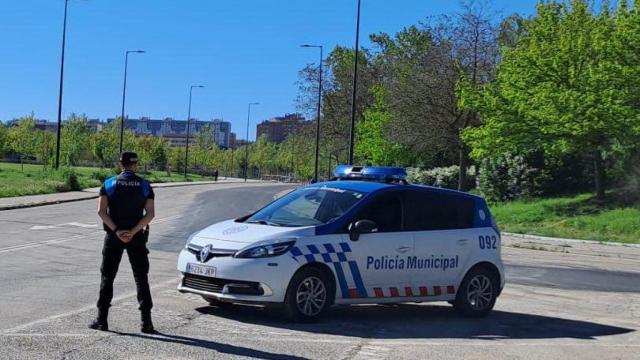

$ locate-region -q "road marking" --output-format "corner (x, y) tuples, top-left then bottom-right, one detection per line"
(29, 225), (58, 230)
(0, 233), (100, 254)
(1, 278), (179, 334)
(2, 214), (184, 254)
(29, 222), (98, 231)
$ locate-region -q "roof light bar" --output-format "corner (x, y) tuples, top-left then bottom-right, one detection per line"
(333, 165), (408, 183)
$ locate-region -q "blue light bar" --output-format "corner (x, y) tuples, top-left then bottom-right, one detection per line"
(333, 165), (408, 183)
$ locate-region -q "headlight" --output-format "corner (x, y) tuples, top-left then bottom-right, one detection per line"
(184, 232), (198, 249)
(234, 240), (296, 259)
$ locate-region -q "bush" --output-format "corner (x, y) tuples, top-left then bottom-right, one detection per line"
(91, 169), (112, 182)
(57, 167), (81, 191)
(477, 153), (551, 202)
(407, 165), (476, 190)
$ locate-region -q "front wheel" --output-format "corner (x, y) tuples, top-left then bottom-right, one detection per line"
(453, 267), (498, 317)
(284, 268), (331, 322)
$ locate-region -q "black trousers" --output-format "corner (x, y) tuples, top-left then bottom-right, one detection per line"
(97, 231), (153, 313)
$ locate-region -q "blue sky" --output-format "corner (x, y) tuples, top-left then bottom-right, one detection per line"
(0, 0), (536, 140)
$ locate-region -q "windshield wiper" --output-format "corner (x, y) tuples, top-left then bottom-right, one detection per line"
(246, 219), (283, 226)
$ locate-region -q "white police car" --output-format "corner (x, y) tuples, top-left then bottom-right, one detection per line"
(177, 166), (504, 321)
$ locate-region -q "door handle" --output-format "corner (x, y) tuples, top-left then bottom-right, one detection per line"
(457, 239), (469, 246)
(396, 246), (412, 253)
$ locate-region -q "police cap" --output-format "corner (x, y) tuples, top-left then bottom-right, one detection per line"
(119, 152), (139, 165)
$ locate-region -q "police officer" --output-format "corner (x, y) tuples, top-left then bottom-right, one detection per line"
(90, 152), (156, 333)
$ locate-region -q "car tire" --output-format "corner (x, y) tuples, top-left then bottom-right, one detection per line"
(284, 267), (332, 322)
(454, 266), (498, 317)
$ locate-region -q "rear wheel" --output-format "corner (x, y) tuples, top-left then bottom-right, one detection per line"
(454, 266), (498, 317)
(284, 268), (332, 322)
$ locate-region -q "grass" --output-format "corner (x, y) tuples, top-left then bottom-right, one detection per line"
(0, 162), (211, 198)
(490, 190), (640, 244)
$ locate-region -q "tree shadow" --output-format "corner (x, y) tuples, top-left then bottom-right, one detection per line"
(197, 303), (634, 340)
(548, 190), (639, 218)
(114, 331), (309, 360)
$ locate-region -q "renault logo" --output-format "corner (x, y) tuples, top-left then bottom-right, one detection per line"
(200, 244), (212, 262)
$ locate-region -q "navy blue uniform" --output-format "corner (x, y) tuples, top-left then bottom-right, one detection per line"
(97, 171), (154, 313)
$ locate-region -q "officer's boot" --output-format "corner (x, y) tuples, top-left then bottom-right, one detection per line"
(140, 311), (157, 334)
(89, 308), (109, 331)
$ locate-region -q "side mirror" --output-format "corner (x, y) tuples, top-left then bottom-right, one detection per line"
(348, 219), (378, 241)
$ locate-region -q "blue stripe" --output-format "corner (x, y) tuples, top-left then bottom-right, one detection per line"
(323, 243), (336, 253)
(339, 242), (351, 252)
(290, 247), (303, 256)
(348, 261), (368, 298)
(332, 262), (349, 298)
(307, 244), (320, 254)
(304, 254), (316, 263)
(142, 181), (150, 198)
(337, 252), (347, 262)
(105, 176), (117, 197)
(321, 253), (332, 263)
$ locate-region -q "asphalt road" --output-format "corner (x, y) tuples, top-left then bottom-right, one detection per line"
(0, 183), (638, 360)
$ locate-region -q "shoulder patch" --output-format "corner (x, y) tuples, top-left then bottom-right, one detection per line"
(104, 176), (118, 197)
(141, 180), (150, 198)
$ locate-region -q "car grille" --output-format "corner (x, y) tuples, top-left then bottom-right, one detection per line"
(182, 273), (261, 295)
(187, 244), (235, 262)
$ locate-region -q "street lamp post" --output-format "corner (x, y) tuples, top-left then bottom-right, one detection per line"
(54, 0), (69, 170)
(348, 0), (362, 165)
(119, 50), (145, 154)
(300, 44), (323, 183)
(244, 102), (260, 182)
(184, 85), (205, 178)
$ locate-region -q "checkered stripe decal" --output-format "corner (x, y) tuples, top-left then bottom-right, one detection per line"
(290, 242), (368, 299)
(289, 243), (457, 300)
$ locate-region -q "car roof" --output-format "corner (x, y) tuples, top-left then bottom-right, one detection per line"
(308, 180), (483, 200)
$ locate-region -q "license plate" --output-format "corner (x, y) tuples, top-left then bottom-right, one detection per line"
(186, 263), (216, 277)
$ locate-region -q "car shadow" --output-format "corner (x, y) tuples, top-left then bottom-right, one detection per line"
(196, 303), (634, 340)
(114, 331), (309, 360)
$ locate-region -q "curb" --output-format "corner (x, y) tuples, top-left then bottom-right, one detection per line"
(0, 180), (272, 211)
(503, 232), (640, 248)
(0, 194), (100, 211)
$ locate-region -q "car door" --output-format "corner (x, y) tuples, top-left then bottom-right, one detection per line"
(341, 190), (413, 299)
(404, 191), (476, 297)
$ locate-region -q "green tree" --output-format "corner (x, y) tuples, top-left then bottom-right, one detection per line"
(0, 122), (8, 156)
(8, 115), (37, 172)
(61, 113), (91, 166)
(461, 0), (639, 199)
(355, 86), (410, 166)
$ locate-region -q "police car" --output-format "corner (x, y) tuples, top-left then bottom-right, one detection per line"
(177, 166), (504, 321)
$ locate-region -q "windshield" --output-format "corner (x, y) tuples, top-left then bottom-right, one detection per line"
(246, 187), (365, 227)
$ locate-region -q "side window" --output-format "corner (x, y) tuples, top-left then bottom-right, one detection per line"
(404, 191), (475, 231)
(354, 192), (403, 232)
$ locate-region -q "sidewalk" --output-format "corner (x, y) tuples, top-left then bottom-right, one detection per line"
(0, 177), (263, 211)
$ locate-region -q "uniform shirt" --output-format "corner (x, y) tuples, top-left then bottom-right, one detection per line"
(99, 171), (154, 231)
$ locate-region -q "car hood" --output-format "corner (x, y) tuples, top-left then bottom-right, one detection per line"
(187, 219), (315, 250)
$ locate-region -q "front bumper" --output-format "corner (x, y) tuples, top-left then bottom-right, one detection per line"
(176, 248), (296, 303)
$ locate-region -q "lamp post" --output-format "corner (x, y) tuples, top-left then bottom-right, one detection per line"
(54, 0), (69, 170)
(119, 49), (145, 154)
(300, 44), (323, 183)
(184, 85), (205, 178)
(244, 102), (260, 182)
(348, 0), (362, 165)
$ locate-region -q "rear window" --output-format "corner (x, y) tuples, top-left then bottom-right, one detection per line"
(404, 191), (475, 231)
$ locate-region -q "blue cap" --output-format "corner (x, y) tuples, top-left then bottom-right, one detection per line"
(333, 165), (407, 183)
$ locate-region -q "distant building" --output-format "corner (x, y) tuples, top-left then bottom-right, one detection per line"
(8, 118), (102, 133)
(106, 117), (232, 148)
(256, 113), (306, 143)
(229, 132), (237, 149)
